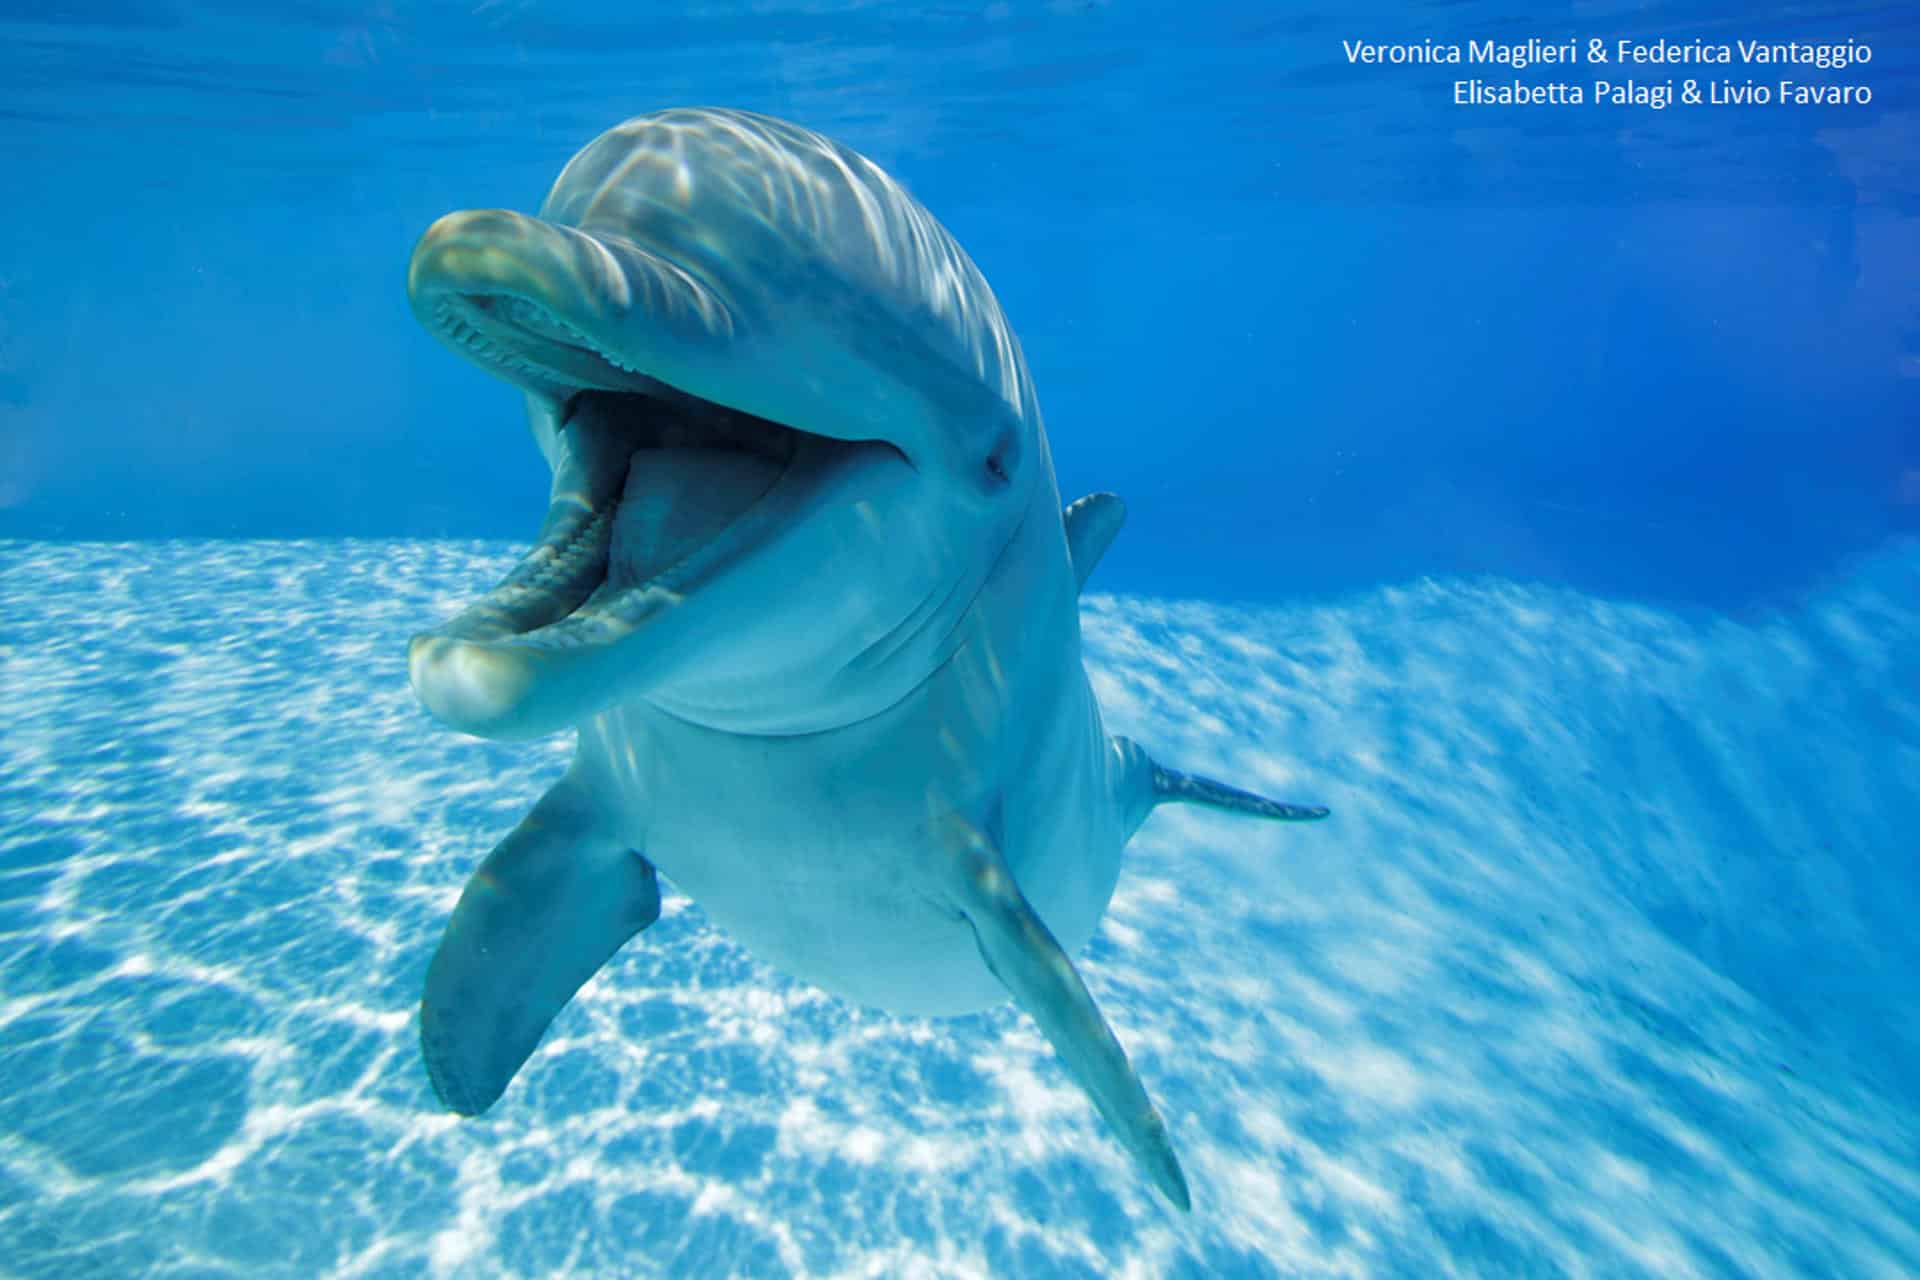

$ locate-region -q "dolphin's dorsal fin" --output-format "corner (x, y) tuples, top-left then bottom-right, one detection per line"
(1063, 493), (1126, 593)
(1111, 736), (1329, 839)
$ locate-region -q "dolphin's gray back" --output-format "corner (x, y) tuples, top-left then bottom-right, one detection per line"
(539, 107), (1040, 429)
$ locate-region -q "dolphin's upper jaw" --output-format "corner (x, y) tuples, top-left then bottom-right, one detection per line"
(416, 264), (662, 406)
(407, 207), (686, 405)
(425, 293), (626, 401)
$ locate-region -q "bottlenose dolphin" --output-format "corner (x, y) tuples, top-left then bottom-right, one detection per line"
(405, 107), (1328, 1210)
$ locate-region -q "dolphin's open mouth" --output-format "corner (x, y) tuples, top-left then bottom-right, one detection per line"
(407, 291), (873, 739)
(452, 378), (796, 620)
(404, 210), (911, 739)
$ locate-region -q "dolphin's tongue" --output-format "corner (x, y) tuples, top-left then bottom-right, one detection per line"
(409, 392), (798, 740)
(608, 447), (785, 591)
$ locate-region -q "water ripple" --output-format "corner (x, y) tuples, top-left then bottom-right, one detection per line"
(0, 538), (1914, 1277)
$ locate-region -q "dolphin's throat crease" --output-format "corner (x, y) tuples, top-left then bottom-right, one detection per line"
(403, 107), (1330, 1212)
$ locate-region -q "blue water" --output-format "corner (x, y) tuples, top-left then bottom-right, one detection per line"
(3, 2), (1917, 1277)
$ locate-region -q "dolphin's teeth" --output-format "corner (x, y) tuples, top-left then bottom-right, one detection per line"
(416, 389), (639, 654)
(408, 487), (620, 740)
(430, 297), (632, 387)
(424, 505), (615, 645)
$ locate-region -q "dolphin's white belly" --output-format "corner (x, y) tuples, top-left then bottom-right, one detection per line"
(575, 649), (1119, 1017)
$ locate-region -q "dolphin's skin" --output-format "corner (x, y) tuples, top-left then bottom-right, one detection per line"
(405, 107), (1328, 1210)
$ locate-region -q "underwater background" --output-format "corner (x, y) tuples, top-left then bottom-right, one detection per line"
(2, 1), (1916, 1277)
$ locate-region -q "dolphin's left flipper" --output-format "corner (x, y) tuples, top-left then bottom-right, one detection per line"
(940, 814), (1191, 1212)
(1152, 764), (1329, 822)
(421, 779), (661, 1116)
(1112, 736), (1329, 838)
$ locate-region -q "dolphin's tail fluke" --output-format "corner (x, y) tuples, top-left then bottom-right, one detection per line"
(1111, 736), (1329, 839)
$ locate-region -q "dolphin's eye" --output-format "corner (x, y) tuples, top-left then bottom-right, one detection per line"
(984, 425), (1018, 489)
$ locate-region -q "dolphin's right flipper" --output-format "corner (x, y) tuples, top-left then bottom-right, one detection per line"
(940, 813), (1191, 1211)
(421, 780), (660, 1116)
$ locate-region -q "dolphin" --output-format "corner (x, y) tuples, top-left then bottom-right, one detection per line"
(405, 107), (1328, 1211)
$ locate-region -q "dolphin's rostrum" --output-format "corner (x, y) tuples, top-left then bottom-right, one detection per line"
(405, 107), (1329, 1211)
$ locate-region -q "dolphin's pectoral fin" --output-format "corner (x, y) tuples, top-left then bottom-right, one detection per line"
(939, 813), (1191, 1212)
(1152, 765), (1330, 822)
(1063, 493), (1126, 593)
(420, 781), (660, 1116)
(1111, 736), (1329, 839)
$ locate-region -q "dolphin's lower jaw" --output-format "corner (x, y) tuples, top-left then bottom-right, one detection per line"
(407, 382), (823, 739)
